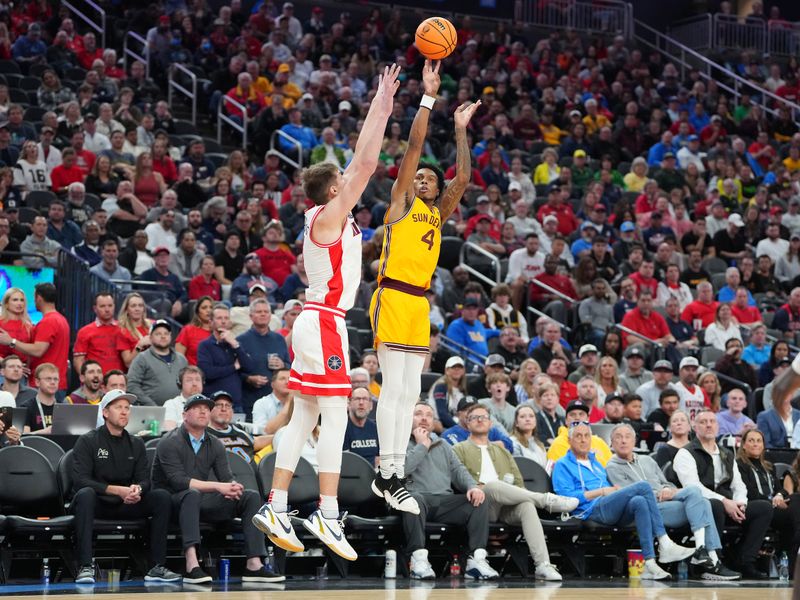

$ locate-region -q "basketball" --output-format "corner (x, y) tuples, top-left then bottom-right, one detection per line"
(414, 16), (457, 60)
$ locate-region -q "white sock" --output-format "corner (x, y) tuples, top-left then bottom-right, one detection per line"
(709, 550), (719, 563)
(269, 489), (288, 513)
(319, 495), (339, 519)
(693, 528), (705, 548)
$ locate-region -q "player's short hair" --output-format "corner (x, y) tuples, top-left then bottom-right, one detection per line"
(302, 162), (339, 206)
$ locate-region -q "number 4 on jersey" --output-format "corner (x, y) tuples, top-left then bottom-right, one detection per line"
(420, 229), (435, 250)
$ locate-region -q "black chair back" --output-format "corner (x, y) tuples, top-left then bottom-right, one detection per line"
(21, 436), (65, 470)
(56, 450), (74, 503)
(227, 452), (262, 496)
(338, 452), (377, 506)
(774, 462), (793, 485)
(0, 446), (62, 512)
(258, 453), (319, 504)
(514, 456), (553, 493)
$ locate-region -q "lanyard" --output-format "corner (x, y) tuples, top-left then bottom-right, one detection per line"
(542, 412), (557, 439)
(36, 399), (47, 427)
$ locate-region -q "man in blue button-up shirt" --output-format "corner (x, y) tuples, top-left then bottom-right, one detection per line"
(278, 108), (317, 162)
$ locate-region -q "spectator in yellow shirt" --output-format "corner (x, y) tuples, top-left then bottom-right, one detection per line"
(533, 147), (561, 185)
(546, 399), (612, 472)
(783, 146), (800, 173)
(582, 98), (612, 136)
(539, 110), (566, 146)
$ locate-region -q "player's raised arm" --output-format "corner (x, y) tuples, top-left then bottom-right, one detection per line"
(439, 100), (481, 222)
(317, 63), (401, 232)
(389, 60), (441, 215)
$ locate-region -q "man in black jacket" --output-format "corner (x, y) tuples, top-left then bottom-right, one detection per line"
(152, 394), (282, 584)
(70, 389), (180, 584)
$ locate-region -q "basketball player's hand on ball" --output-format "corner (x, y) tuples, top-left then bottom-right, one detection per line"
(376, 63), (402, 112)
(454, 100), (481, 129)
(422, 59), (441, 96)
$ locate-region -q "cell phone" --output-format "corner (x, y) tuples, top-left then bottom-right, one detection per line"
(0, 407), (12, 429)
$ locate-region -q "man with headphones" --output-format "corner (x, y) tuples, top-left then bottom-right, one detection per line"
(164, 366), (205, 430)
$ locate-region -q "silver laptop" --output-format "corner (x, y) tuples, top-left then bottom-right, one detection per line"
(590, 423), (616, 445)
(51, 404), (99, 435)
(125, 406), (166, 436)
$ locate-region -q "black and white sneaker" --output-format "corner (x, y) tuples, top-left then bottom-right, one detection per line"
(689, 546), (715, 570)
(145, 565), (181, 582)
(75, 565), (95, 584)
(700, 562), (741, 581)
(183, 567), (212, 584)
(242, 565), (286, 583)
(371, 475), (420, 514)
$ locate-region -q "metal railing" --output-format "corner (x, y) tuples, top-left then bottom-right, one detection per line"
(613, 322), (663, 349)
(519, 0), (633, 40)
(168, 64), (198, 125)
(526, 306), (572, 334)
(668, 14), (713, 51)
(460, 242), (501, 288)
(768, 21), (800, 57)
(528, 278), (577, 305)
(668, 13), (767, 53)
(270, 130), (303, 171)
(438, 332), (487, 371)
(218, 95), (248, 149)
(62, 0), (106, 49)
(123, 31), (150, 80)
(634, 18), (800, 121)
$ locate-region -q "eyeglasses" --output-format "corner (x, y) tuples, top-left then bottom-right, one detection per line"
(467, 415), (489, 423)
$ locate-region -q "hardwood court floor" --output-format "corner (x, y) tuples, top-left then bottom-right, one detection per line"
(0, 580), (795, 600)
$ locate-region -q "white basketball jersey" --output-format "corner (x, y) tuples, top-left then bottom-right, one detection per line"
(301, 205), (362, 311)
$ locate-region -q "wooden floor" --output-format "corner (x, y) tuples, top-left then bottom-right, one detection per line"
(0, 585), (795, 600)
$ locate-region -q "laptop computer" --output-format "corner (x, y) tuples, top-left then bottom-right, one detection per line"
(590, 423), (616, 445)
(125, 406), (166, 436)
(51, 404), (99, 435)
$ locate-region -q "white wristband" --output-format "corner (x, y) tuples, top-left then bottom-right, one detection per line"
(420, 94), (436, 110)
(792, 351), (800, 375)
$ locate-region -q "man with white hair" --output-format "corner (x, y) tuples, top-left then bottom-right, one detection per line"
(310, 127), (346, 167)
(66, 182), (93, 226)
(717, 267), (756, 305)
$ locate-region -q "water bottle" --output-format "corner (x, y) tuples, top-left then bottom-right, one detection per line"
(266, 546), (275, 571)
(450, 554), (461, 577)
(41, 558), (50, 585)
(677, 560), (688, 581)
(384, 549), (397, 579)
(779, 551), (790, 581)
(502, 473), (515, 485)
(149, 419), (159, 436)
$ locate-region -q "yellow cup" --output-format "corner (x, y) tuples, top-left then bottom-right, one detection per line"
(627, 549), (644, 579)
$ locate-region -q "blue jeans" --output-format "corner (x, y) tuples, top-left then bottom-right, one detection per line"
(658, 486), (721, 551)
(589, 480), (666, 559)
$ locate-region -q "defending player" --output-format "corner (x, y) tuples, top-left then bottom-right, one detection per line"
(370, 59), (480, 511)
(253, 64), (401, 560)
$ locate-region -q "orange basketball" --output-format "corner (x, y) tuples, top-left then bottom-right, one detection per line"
(415, 17), (457, 60)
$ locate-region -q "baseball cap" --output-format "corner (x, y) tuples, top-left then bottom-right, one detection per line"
(508, 181), (522, 192)
(312, 6), (323, 13)
(620, 221), (635, 232)
(688, 134), (699, 142)
(463, 297), (481, 308)
(446, 356), (465, 369)
(543, 215), (559, 225)
(578, 344), (598, 358)
(339, 100), (352, 112)
(245, 252), (259, 261)
(485, 354), (506, 367)
(625, 346), (645, 359)
(283, 299), (303, 312)
(663, 152), (675, 160)
(319, 54), (332, 62)
(679, 356), (700, 369)
(565, 400), (590, 415)
(457, 398), (479, 412)
(210, 390), (234, 404)
(569, 109), (581, 118)
(249, 283), (267, 295)
(653, 360), (674, 372)
(728, 214), (744, 228)
(711, 115), (722, 122)
(99, 389), (136, 412)
(150, 319), (171, 334)
(573, 149), (587, 158)
(605, 392), (624, 405)
(301, 93), (314, 101)
(476, 195), (490, 204)
(277, 63), (290, 73)
(482, 86), (495, 95)
(184, 393), (215, 411)
(477, 214), (491, 223)
(152, 246), (170, 256)
(792, 231), (800, 241)
(41, 126), (54, 134)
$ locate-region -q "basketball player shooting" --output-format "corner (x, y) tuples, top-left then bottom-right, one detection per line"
(253, 64), (402, 561)
(369, 59), (481, 512)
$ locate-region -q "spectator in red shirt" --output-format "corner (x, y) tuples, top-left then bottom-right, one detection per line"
(463, 195), (502, 241)
(116, 292), (152, 370)
(0, 287), (33, 362)
(0, 283), (70, 393)
(189, 255), (222, 301)
(529, 254), (577, 308)
(73, 291), (124, 374)
(175, 296), (213, 366)
(70, 131), (96, 178)
(546, 356), (578, 409)
(630, 259), (658, 297)
(681, 281), (719, 330)
(255, 220), (295, 286)
(699, 115), (727, 147)
(620, 289), (675, 348)
(731, 286), (762, 325)
(50, 148), (86, 194)
(76, 32), (102, 70)
(748, 131), (777, 171)
(776, 71), (800, 104)
(536, 185), (579, 237)
(224, 72), (267, 123)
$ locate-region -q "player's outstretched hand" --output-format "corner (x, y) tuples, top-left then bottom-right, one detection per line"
(454, 100), (482, 129)
(422, 59), (441, 96)
(376, 63), (402, 112)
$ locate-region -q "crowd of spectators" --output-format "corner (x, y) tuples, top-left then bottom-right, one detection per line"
(2, 0), (800, 583)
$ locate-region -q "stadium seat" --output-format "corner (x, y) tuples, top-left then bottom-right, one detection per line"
(257, 453), (318, 505)
(206, 153), (227, 169)
(17, 207), (39, 225)
(226, 452), (262, 496)
(346, 307), (370, 329)
(23, 106), (47, 122)
(438, 236), (464, 271)
(144, 438), (161, 450)
(18, 76), (41, 92)
(702, 257), (728, 275)
(19, 436), (64, 470)
(25, 190), (56, 211)
(173, 119), (199, 136)
(421, 372), (441, 395)
(0, 60), (20, 75)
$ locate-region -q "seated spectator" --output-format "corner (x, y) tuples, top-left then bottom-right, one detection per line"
(712, 214), (747, 266)
(0, 355), (36, 406)
(89, 239), (131, 289)
(647, 389), (681, 431)
(137, 247), (187, 319)
(400, 402), (498, 581)
(552, 422), (694, 580)
(716, 388), (755, 438)
(619, 347), (653, 393)
(22, 362), (60, 434)
(21, 215), (60, 269)
(680, 249), (712, 287)
(714, 338), (757, 394)
(70, 389), (179, 585)
(636, 360), (677, 418)
(445, 298), (498, 366)
(620, 289), (675, 348)
(46, 200), (82, 250)
(681, 282), (719, 330)
(546, 400), (612, 468)
(599, 392), (625, 425)
(144, 209), (178, 253)
(127, 320), (187, 407)
(168, 229), (204, 285)
(342, 386), (378, 465)
(207, 390), (269, 463)
(773, 287), (800, 342)
(535, 382), (566, 447)
(606, 423), (739, 580)
(224, 72), (267, 124)
(65, 358), (103, 406)
(731, 287), (762, 326)
(630, 259), (658, 297)
(214, 231), (245, 286)
(656, 264), (693, 310)
(531, 320), (573, 371)
(50, 149), (84, 195)
(478, 372), (515, 431)
(509, 404), (547, 466)
(717, 267), (756, 306)
(163, 366), (205, 431)
(428, 356), (467, 432)
(72, 220), (102, 266)
(255, 221), (295, 286)
(441, 398), (513, 453)
(704, 303), (743, 351)
(758, 383), (800, 449)
(152, 393), (281, 583)
(568, 344), (599, 384)
(673, 410), (772, 579)
(454, 403), (576, 581)
(188, 256), (222, 302)
(231, 253), (279, 307)
(742, 324), (771, 368)
(578, 280), (614, 346)
(613, 278), (638, 323)
(529, 254), (577, 310)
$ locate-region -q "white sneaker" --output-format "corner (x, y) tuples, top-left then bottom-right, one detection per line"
(534, 562), (563, 581)
(465, 549), (499, 580)
(410, 549), (436, 580)
(252, 503), (304, 553)
(302, 510), (358, 561)
(641, 561), (671, 580)
(658, 538), (696, 564)
(542, 492), (579, 514)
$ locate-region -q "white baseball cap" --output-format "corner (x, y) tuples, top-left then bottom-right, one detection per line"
(446, 356), (465, 369)
(679, 356), (699, 369)
(99, 389), (136, 412)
